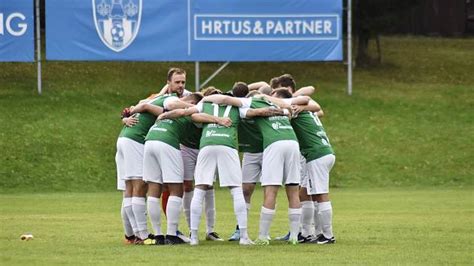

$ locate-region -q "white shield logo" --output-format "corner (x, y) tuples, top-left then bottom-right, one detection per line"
(92, 0), (142, 52)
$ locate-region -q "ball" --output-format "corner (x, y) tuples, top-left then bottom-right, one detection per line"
(111, 24), (125, 42)
(20, 234), (34, 241)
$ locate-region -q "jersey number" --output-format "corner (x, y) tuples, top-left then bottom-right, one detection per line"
(212, 103), (232, 118)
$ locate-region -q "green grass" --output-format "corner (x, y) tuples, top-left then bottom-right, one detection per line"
(1, 36), (473, 192)
(0, 188), (472, 264)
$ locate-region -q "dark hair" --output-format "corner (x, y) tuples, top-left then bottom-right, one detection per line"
(278, 74), (296, 92)
(167, 67), (186, 81)
(272, 88), (293, 99)
(232, 82), (249, 97)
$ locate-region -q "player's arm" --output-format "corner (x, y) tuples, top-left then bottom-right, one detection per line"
(202, 95), (243, 107)
(191, 113), (232, 127)
(316, 109), (324, 118)
(292, 99), (321, 116)
(130, 103), (164, 116)
(122, 116), (138, 127)
(263, 95), (311, 109)
(245, 107), (287, 118)
(293, 86), (315, 97)
(158, 107), (199, 120)
(166, 99), (195, 110)
(248, 81), (269, 91)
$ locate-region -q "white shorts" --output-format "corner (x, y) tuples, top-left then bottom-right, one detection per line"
(261, 140), (301, 186)
(143, 141), (184, 184)
(242, 152), (262, 184)
(181, 144), (199, 181)
(299, 155), (308, 186)
(115, 137), (144, 181)
(305, 154), (336, 195)
(195, 145), (242, 187)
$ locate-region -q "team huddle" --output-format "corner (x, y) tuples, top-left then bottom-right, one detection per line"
(115, 68), (335, 246)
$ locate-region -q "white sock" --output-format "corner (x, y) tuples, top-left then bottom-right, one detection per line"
(301, 201), (314, 237)
(313, 202), (322, 235)
(166, 196), (183, 236)
(231, 187), (248, 238)
(318, 201), (333, 238)
(183, 191), (194, 229)
(288, 208), (302, 241)
(190, 188), (206, 232)
(258, 206), (275, 239)
(204, 189), (216, 234)
(147, 196), (161, 236)
(132, 197), (149, 239)
(191, 229), (198, 241)
(123, 197), (138, 235)
(121, 199), (134, 237)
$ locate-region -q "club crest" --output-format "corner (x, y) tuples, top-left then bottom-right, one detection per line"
(92, 0), (142, 52)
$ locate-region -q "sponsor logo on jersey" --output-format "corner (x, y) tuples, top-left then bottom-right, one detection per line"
(205, 130), (230, 138)
(272, 122), (293, 130)
(93, 0), (142, 52)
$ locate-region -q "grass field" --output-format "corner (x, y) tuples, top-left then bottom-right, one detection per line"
(1, 188), (472, 265)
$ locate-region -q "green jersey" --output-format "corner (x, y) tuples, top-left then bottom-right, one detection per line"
(198, 102), (241, 150)
(119, 95), (176, 144)
(145, 116), (192, 150)
(181, 122), (202, 149)
(244, 97), (298, 149)
(238, 118), (263, 153)
(291, 111), (334, 162)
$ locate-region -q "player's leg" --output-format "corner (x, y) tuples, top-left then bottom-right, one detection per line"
(285, 184), (301, 244)
(181, 145), (198, 231)
(307, 154), (336, 244)
(149, 142), (185, 245)
(190, 146), (217, 245)
(229, 152), (261, 241)
(133, 141), (163, 245)
(217, 146), (252, 245)
(283, 140), (303, 244)
(256, 142), (286, 245)
(299, 155), (314, 240)
(122, 181), (138, 239)
(131, 179), (151, 243)
(204, 185), (222, 241)
(146, 182), (163, 243)
(115, 140), (137, 243)
(121, 138), (153, 244)
(255, 185), (279, 245)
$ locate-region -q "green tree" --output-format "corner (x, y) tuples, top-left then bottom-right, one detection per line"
(353, 0), (420, 67)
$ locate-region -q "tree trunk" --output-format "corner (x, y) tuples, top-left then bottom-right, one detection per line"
(356, 28), (371, 67)
(375, 34), (382, 63)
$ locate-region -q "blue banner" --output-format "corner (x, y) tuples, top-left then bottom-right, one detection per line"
(47, 0), (342, 62)
(0, 0), (34, 62)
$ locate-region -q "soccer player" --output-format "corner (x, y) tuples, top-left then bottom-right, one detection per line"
(268, 88), (336, 244)
(178, 86), (226, 242)
(116, 67), (192, 244)
(201, 93), (310, 245)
